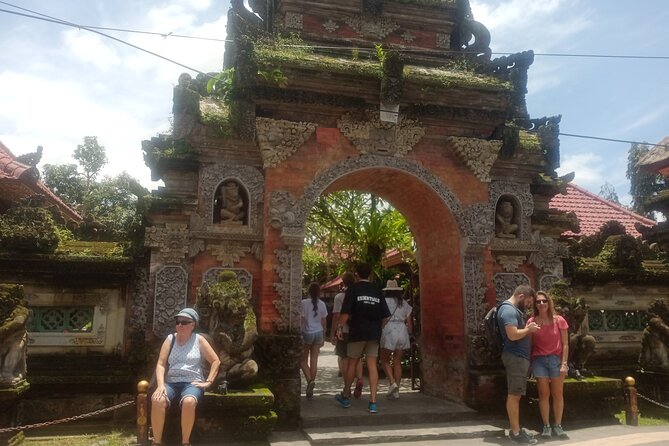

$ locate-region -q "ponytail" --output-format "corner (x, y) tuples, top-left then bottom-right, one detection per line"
(308, 282), (320, 317)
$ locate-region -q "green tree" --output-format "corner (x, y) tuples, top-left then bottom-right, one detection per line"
(42, 163), (86, 207)
(305, 191), (414, 283)
(74, 136), (107, 190)
(627, 143), (666, 217)
(598, 182), (620, 205)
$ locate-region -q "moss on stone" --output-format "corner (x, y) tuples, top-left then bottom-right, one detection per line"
(404, 65), (512, 91)
(56, 241), (125, 258)
(392, 0), (456, 7)
(200, 97), (234, 137)
(519, 130), (541, 151)
(256, 51), (382, 79)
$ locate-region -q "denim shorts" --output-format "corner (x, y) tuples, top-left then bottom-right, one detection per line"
(501, 352), (530, 396)
(531, 354), (561, 378)
(164, 382), (204, 407)
(303, 330), (324, 345)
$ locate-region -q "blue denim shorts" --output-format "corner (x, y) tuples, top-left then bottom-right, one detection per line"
(531, 354), (561, 378)
(164, 382), (204, 407)
(303, 330), (324, 345)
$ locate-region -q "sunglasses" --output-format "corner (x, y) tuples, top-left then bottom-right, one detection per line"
(175, 319), (193, 326)
(535, 300), (548, 305)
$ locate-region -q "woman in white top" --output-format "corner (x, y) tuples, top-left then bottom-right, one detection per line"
(380, 280), (413, 399)
(300, 282), (328, 398)
(151, 308), (220, 446)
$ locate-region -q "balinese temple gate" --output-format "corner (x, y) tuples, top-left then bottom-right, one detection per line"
(142, 0), (574, 424)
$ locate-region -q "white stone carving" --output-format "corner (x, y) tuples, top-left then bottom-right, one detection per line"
(284, 12), (303, 30)
(153, 266), (188, 337)
(344, 16), (400, 39)
(337, 110), (425, 157)
(322, 19), (339, 33)
(496, 255), (526, 272)
(210, 242), (251, 266)
(401, 31), (416, 43)
(436, 33), (450, 48)
(494, 273), (530, 301)
(145, 223), (190, 264)
(256, 117), (317, 168)
(447, 136), (502, 182)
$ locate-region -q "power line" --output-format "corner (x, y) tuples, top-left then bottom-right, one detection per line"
(557, 133), (668, 149)
(0, 3), (210, 76)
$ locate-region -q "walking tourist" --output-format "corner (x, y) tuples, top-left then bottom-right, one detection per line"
(331, 272), (365, 398)
(498, 285), (540, 444)
(150, 308), (221, 446)
(527, 291), (570, 439)
(334, 263), (390, 414)
(380, 279), (412, 399)
(300, 282), (328, 398)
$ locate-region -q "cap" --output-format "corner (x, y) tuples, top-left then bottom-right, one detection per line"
(175, 308), (199, 325)
(383, 279), (403, 291)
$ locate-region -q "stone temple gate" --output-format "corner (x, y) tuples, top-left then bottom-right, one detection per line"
(141, 0), (574, 424)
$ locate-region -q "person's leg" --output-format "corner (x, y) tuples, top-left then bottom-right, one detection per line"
(380, 348), (394, 386)
(150, 395), (168, 444)
(392, 349), (403, 387)
(343, 356), (359, 397)
(550, 376), (565, 425)
(309, 343), (321, 382)
(366, 354), (379, 403)
(356, 360), (364, 382)
(180, 396), (197, 444)
(506, 393), (522, 434)
(300, 344), (312, 383)
(536, 378), (551, 426)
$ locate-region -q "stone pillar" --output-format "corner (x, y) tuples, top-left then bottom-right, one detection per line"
(0, 380), (29, 446)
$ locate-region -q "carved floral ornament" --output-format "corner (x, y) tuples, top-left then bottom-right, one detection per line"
(337, 110), (426, 157)
(496, 255), (526, 272)
(256, 117), (317, 168)
(447, 136), (502, 182)
(344, 16), (400, 39)
(209, 242), (251, 267)
(284, 12), (303, 30)
(144, 223), (190, 264)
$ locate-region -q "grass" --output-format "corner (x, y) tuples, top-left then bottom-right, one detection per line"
(615, 401), (669, 426)
(25, 431), (135, 446)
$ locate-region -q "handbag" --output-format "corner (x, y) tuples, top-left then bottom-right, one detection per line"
(148, 333), (176, 395)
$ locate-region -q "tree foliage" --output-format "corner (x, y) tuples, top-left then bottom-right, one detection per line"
(598, 182), (620, 205)
(627, 143), (666, 217)
(74, 136), (107, 190)
(304, 191), (414, 283)
(42, 163), (86, 206)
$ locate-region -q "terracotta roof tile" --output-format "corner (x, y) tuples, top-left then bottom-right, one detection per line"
(550, 183), (655, 237)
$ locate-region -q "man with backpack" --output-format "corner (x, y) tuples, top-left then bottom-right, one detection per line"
(498, 285), (540, 444)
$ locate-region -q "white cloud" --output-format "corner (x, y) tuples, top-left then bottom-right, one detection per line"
(618, 106), (669, 134)
(557, 152), (604, 188)
(63, 30), (122, 71)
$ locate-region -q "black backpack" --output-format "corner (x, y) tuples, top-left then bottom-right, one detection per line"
(483, 301), (510, 353)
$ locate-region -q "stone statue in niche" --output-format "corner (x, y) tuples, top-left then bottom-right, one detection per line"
(0, 284), (29, 387)
(196, 271), (258, 388)
(639, 298), (669, 373)
(495, 199), (519, 239)
(215, 181), (247, 225)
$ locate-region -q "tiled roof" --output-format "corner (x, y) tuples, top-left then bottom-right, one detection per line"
(549, 183), (655, 237)
(638, 136), (669, 172)
(0, 140), (82, 222)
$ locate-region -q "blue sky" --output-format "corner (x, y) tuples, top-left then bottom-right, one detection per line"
(1, 0), (667, 206)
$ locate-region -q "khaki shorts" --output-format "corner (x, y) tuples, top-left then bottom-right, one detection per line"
(347, 340), (379, 359)
(501, 352), (530, 396)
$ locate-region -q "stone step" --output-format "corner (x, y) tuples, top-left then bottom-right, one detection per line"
(302, 421), (504, 445)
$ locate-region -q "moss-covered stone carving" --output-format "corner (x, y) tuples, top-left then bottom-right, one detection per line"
(0, 284), (28, 387)
(639, 298), (669, 373)
(0, 201), (60, 254)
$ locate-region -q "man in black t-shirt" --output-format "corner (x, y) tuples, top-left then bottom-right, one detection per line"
(334, 263), (390, 413)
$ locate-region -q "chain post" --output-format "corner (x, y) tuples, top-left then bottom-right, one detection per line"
(136, 380), (150, 445)
(624, 376), (639, 426)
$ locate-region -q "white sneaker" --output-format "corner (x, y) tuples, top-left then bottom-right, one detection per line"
(386, 382), (398, 398)
(392, 384), (400, 399)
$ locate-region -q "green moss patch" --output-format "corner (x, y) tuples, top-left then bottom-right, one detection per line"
(200, 97), (234, 137)
(404, 65), (512, 91)
(519, 130), (541, 151)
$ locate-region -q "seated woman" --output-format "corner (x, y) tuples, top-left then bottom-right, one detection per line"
(151, 308), (221, 446)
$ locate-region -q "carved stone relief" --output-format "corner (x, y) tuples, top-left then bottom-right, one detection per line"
(203, 268), (252, 300)
(322, 20), (339, 33)
(337, 110), (425, 157)
(153, 266), (188, 337)
(129, 267), (150, 332)
(489, 181), (533, 241)
(198, 164), (264, 235)
(463, 254), (487, 335)
(209, 242), (252, 266)
(256, 117), (317, 168)
(344, 16), (400, 39)
(540, 274), (560, 291)
(269, 191), (299, 230)
(447, 136), (502, 182)
(496, 255), (526, 272)
(494, 273), (530, 301)
(145, 223), (190, 264)
(528, 232), (567, 274)
(284, 12), (303, 30)
(461, 203), (494, 245)
(272, 248), (303, 333)
(401, 31), (416, 43)
(436, 33), (450, 48)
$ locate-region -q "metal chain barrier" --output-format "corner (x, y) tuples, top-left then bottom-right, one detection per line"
(0, 399), (135, 435)
(637, 392), (669, 410)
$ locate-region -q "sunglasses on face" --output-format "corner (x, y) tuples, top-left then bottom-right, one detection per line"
(176, 319), (193, 326)
(535, 300), (548, 305)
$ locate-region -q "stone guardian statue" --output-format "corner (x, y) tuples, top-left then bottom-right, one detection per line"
(0, 284), (29, 387)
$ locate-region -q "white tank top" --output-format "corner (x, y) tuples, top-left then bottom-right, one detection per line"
(165, 333), (204, 383)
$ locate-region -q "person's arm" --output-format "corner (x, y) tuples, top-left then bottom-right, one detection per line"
(336, 313), (350, 340)
(151, 336), (171, 400)
(502, 308), (539, 341)
(194, 335), (221, 388)
(559, 317), (569, 376)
